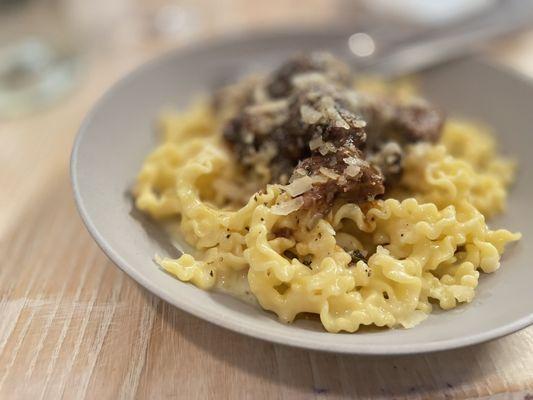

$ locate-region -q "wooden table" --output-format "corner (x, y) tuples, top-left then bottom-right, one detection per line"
(2, 3), (533, 398)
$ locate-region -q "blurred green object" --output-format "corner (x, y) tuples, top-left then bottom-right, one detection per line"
(0, 39), (80, 118)
(0, 0), (31, 10)
(0, 0), (81, 119)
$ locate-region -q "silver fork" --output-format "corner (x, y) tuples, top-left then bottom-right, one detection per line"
(349, 0), (533, 76)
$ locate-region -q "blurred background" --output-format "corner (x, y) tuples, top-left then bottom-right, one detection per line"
(0, 0), (532, 232)
(1, 2), (533, 397)
(1, 0), (533, 119)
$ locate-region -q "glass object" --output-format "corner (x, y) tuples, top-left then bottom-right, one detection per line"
(0, 0), (81, 118)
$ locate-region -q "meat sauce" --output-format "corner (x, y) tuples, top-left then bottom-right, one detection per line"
(217, 53), (444, 212)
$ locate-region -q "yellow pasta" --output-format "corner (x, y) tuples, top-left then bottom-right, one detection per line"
(134, 101), (520, 333)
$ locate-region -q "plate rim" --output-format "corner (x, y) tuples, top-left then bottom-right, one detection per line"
(70, 30), (533, 355)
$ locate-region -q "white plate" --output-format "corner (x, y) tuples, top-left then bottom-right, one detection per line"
(71, 31), (533, 355)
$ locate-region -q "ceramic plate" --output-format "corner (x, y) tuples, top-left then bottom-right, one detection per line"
(71, 31), (533, 354)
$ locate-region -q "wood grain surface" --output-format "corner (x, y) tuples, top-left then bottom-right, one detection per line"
(2, 3), (533, 398)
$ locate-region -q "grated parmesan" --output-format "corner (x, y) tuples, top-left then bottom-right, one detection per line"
(319, 167), (340, 180)
(271, 197), (304, 215)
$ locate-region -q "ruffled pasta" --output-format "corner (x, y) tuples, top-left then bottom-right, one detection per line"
(134, 103), (520, 333)
(396, 120), (515, 218)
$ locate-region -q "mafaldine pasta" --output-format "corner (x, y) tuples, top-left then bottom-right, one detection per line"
(134, 53), (520, 332)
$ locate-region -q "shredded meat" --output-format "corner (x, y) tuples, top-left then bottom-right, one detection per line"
(273, 227), (293, 238)
(295, 148), (384, 211)
(363, 99), (444, 146)
(218, 52), (444, 212)
(266, 52), (351, 98)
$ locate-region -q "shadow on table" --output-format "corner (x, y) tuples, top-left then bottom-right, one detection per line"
(139, 288), (520, 399)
